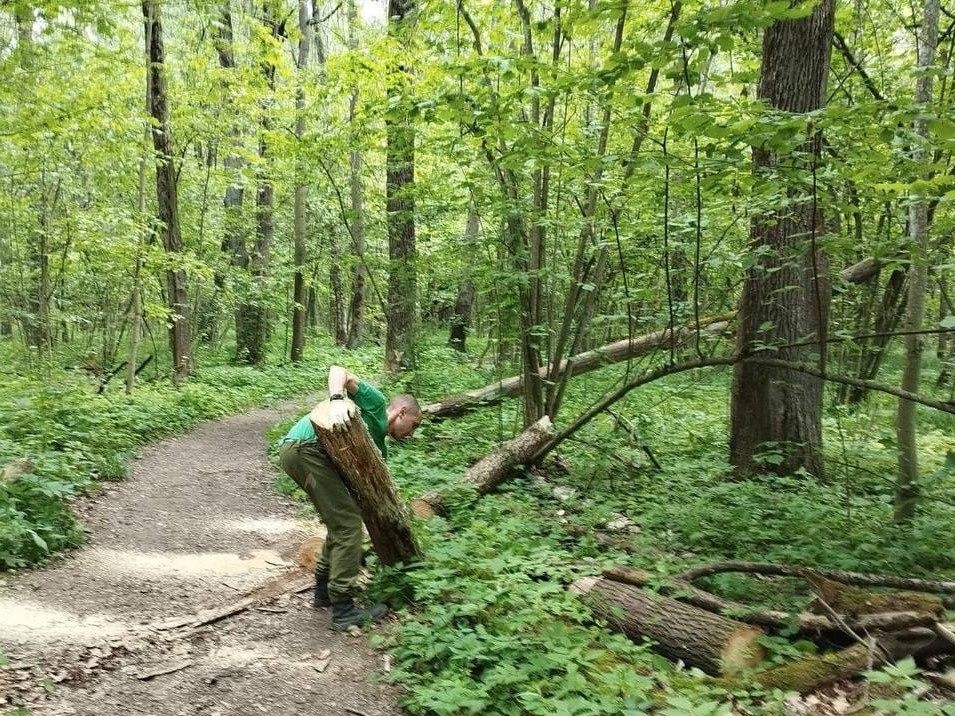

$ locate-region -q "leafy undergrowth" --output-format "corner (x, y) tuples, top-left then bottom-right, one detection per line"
(268, 337), (955, 714)
(0, 338), (380, 569)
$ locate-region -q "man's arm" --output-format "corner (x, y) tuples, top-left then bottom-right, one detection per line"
(328, 365), (359, 398)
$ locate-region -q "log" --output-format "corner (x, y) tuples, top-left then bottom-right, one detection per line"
(571, 576), (765, 676)
(603, 566), (937, 636)
(311, 399), (422, 566)
(422, 317), (733, 419)
(411, 416), (554, 517)
(422, 258), (881, 421)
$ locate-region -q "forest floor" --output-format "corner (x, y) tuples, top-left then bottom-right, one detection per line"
(0, 400), (397, 716)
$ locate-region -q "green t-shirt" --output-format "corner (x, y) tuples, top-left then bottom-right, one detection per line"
(282, 380), (389, 459)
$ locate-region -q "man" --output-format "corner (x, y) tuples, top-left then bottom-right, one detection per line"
(279, 365), (422, 630)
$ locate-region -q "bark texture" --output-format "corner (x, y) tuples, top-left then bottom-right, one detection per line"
(572, 577), (765, 676)
(412, 416), (554, 517)
(143, 0), (191, 380)
(345, 0), (367, 350)
(311, 399), (421, 566)
(730, 0), (835, 478)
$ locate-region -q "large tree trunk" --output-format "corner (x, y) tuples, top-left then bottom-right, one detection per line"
(571, 576), (765, 676)
(344, 0), (367, 350)
(237, 3), (277, 366)
(729, 0), (835, 478)
(896, 0), (940, 523)
(310, 400), (421, 566)
(412, 416), (553, 517)
(424, 316), (732, 419)
(384, 0), (417, 372)
(143, 0), (192, 380)
(290, 0), (311, 364)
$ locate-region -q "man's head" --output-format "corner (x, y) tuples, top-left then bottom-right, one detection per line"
(386, 393), (422, 440)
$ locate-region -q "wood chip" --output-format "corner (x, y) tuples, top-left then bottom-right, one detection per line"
(254, 606), (288, 614)
(136, 659), (194, 680)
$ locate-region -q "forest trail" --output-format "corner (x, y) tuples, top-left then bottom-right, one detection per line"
(0, 402), (398, 715)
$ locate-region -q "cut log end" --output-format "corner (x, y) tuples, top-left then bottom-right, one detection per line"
(309, 399), (359, 430)
(410, 498), (437, 519)
(722, 627), (767, 675)
(570, 576), (600, 596)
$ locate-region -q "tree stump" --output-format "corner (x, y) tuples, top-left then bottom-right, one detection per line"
(311, 399), (421, 566)
(572, 576), (765, 675)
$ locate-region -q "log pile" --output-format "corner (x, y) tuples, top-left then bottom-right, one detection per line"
(576, 561), (955, 692)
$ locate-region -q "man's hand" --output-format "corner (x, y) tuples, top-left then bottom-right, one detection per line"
(325, 398), (353, 432)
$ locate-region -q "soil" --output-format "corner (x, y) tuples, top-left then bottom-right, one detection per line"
(0, 401), (400, 715)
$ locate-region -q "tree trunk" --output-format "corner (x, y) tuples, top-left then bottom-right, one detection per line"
(448, 205), (479, 352)
(896, 0), (940, 523)
(423, 316), (732, 419)
(729, 0), (834, 478)
(310, 399), (421, 566)
(344, 0), (367, 350)
(237, 3), (277, 366)
(845, 267), (907, 403)
(215, 0), (248, 338)
(384, 0), (417, 372)
(571, 576), (765, 676)
(290, 0), (311, 364)
(142, 0), (192, 380)
(329, 234), (347, 345)
(412, 416), (554, 517)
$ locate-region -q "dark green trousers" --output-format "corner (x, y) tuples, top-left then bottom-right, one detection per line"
(279, 440), (363, 602)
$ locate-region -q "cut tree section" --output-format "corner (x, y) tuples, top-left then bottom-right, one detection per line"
(311, 399), (421, 566)
(572, 576), (765, 676)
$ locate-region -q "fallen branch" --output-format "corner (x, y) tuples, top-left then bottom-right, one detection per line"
(411, 416), (554, 517)
(675, 561), (955, 595)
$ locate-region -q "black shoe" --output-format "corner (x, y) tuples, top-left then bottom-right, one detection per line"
(313, 574), (331, 609)
(331, 598), (388, 631)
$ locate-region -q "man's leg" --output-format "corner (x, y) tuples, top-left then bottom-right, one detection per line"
(279, 440), (363, 602)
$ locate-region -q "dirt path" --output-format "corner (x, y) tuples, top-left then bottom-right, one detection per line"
(0, 401), (399, 715)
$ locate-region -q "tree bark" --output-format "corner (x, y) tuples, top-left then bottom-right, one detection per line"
(290, 0), (312, 363)
(896, 0), (940, 522)
(730, 0), (834, 478)
(412, 416), (553, 517)
(571, 576), (765, 676)
(384, 0), (417, 372)
(344, 0), (367, 350)
(329, 233), (347, 345)
(310, 399), (421, 566)
(423, 316), (732, 419)
(142, 0), (192, 380)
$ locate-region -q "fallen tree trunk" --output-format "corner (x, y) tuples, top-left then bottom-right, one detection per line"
(423, 317), (733, 419)
(423, 257), (885, 421)
(311, 399), (422, 566)
(411, 416), (554, 517)
(603, 566), (938, 636)
(571, 576), (765, 676)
